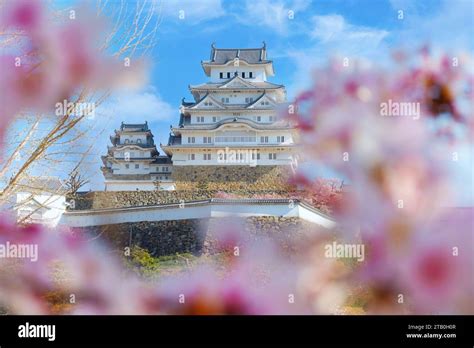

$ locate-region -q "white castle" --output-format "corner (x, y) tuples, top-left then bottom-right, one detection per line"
(101, 122), (174, 191)
(102, 43), (298, 191)
(162, 43), (298, 166)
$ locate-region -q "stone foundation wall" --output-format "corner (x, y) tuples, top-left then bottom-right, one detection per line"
(68, 165), (295, 210)
(75, 217), (317, 257)
(71, 191), (211, 210)
(78, 219), (207, 257)
(202, 216), (316, 256)
(172, 165), (293, 191)
(68, 189), (294, 210)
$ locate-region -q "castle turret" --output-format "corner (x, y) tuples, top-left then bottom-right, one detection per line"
(101, 122), (174, 191)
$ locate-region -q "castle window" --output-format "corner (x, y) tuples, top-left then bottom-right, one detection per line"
(124, 139), (129, 144)
(139, 151), (144, 157)
(260, 136), (268, 143)
(203, 136), (211, 144)
(203, 154), (211, 160)
(245, 97), (254, 103)
(125, 164), (129, 169)
(269, 153), (276, 160)
(242, 72), (246, 78)
(221, 97), (229, 103)
(249, 72), (253, 78)
(227, 72), (231, 78)
(256, 116), (261, 122)
(277, 136), (285, 143)
(188, 137), (195, 144)
(135, 164), (139, 169)
(219, 72), (223, 78)
(137, 139), (142, 144)
(188, 154), (195, 160)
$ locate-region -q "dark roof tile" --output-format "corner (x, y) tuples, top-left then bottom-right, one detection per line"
(207, 44), (268, 65)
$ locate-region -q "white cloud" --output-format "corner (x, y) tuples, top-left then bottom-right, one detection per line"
(389, 0), (474, 52)
(283, 15), (389, 98)
(311, 14), (389, 47)
(236, 0), (310, 35)
(86, 87), (176, 190)
(99, 88), (175, 124)
(157, 0), (225, 24)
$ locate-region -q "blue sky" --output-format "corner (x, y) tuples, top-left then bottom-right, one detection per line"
(16, 0), (473, 204)
(101, 0), (473, 142)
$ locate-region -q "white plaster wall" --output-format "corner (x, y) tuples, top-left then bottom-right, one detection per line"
(170, 148), (295, 165)
(150, 165), (172, 173)
(113, 161), (152, 175)
(209, 66), (266, 82)
(119, 134), (147, 145)
(204, 92), (275, 105)
(60, 201), (334, 228)
(180, 129), (294, 145)
(298, 204), (336, 229)
(16, 193), (66, 227)
(113, 149), (151, 158)
(188, 112), (278, 124)
(105, 181), (157, 191)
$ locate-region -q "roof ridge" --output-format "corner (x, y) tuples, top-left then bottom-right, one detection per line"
(213, 47), (264, 51)
(246, 92), (267, 108)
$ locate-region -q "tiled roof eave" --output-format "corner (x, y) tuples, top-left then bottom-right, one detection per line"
(171, 118), (296, 131)
(173, 126), (295, 132)
(189, 85), (284, 90)
(202, 60), (273, 66)
(162, 144), (297, 149)
(112, 144), (157, 149)
(182, 107), (277, 112)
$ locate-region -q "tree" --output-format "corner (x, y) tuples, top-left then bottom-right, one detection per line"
(0, 0), (161, 203)
(65, 171), (90, 195)
(153, 179), (163, 191)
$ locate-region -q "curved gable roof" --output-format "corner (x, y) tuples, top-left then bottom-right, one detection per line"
(209, 44), (267, 64)
(190, 93), (226, 109)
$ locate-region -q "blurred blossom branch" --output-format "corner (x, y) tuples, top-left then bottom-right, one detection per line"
(285, 49), (473, 314)
(0, 0), (158, 202)
(0, 1), (472, 315)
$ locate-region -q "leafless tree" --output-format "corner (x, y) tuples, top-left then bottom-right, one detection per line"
(65, 171), (90, 195)
(0, 0), (162, 204)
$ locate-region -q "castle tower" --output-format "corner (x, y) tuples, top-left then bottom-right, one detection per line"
(161, 43), (298, 168)
(101, 122), (174, 191)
